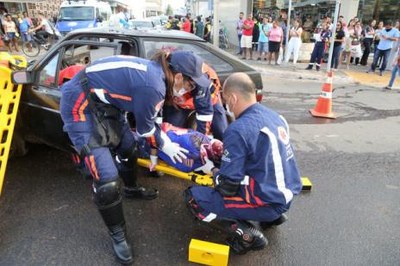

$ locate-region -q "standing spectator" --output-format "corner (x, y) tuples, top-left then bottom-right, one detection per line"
(331, 21), (345, 70)
(22, 12), (32, 26)
(241, 13), (255, 60)
(305, 22), (331, 71)
(373, 21), (384, 69)
(256, 17), (269, 61)
(367, 20), (400, 76)
(181, 17), (191, 33)
(251, 16), (260, 56)
(278, 17), (287, 64)
(386, 21), (400, 71)
(3, 14), (20, 53)
(284, 19), (303, 65)
(267, 20), (283, 65)
(302, 15), (314, 42)
(203, 17), (212, 42)
(341, 20), (353, 69)
(349, 20), (362, 66)
(360, 20), (376, 66)
(385, 45), (400, 90)
(194, 16), (204, 39)
(18, 13), (32, 51)
(236, 12), (244, 55)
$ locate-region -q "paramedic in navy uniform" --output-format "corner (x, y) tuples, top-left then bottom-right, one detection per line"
(185, 72), (302, 254)
(60, 50), (211, 264)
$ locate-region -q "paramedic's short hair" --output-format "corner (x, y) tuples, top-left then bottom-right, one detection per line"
(222, 72), (255, 100)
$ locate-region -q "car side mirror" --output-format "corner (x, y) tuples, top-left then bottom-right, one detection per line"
(12, 71), (33, 84)
(97, 16), (103, 23)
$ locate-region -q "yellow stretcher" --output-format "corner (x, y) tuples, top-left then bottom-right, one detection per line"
(137, 158), (312, 191)
(0, 53), (27, 196)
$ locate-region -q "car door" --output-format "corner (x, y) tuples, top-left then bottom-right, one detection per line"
(20, 40), (119, 151)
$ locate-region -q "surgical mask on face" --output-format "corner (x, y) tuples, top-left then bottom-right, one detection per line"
(226, 95), (235, 118)
(173, 88), (186, 97)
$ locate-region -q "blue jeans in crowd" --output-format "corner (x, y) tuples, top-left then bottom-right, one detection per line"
(388, 64), (399, 88)
(370, 48), (391, 72)
(331, 45), (342, 69)
(238, 33), (243, 54)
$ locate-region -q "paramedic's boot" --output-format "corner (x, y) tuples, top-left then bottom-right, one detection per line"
(221, 219), (267, 255)
(118, 153), (158, 200)
(94, 180), (133, 265)
(260, 213), (288, 230)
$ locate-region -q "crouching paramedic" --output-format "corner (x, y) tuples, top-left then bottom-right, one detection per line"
(184, 73), (302, 254)
(59, 51), (208, 264)
(163, 62), (228, 140)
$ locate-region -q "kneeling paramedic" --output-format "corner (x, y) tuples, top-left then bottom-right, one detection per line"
(60, 51), (210, 264)
(184, 73), (302, 254)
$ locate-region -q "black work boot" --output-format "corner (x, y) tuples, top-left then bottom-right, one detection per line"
(124, 185), (159, 200)
(316, 64), (321, 71)
(305, 64), (313, 70)
(95, 181), (133, 264)
(260, 213), (288, 230)
(225, 220), (268, 255)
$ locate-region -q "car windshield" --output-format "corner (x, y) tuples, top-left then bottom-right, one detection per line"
(59, 6), (95, 21)
(129, 21), (153, 29)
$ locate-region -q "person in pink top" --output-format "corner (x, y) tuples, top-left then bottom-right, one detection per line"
(267, 20), (283, 65)
(241, 13), (255, 60)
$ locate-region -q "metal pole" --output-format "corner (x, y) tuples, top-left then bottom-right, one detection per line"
(327, 0), (341, 73)
(213, 0), (219, 48)
(285, 0), (292, 62)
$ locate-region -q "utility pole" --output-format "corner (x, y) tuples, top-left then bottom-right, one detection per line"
(213, 0), (219, 48)
(285, 0), (292, 62)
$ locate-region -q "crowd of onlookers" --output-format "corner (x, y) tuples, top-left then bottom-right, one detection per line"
(0, 8), (57, 53)
(165, 13), (214, 42)
(235, 12), (400, 76)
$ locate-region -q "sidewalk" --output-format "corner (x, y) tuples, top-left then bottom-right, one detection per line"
(227, 50), (399, 89)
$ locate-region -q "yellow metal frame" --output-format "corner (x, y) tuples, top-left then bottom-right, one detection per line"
(137, 158), (312, 190)
(0, 55), (27, 196)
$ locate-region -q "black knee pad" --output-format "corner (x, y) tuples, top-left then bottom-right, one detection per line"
(94, 179), (122, 207)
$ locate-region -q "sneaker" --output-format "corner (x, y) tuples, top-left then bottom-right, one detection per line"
(257, 57), (261, 61)
(260, 214), (288, 230)
(384, 86), (392, 90)
(305, 65), (313, 70)
(379, 71), (383, 76)
(226, 226), (268, 255)
(316, 66), (320, 71)
(124, 186), (159, 200)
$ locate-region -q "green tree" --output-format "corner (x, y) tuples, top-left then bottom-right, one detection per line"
(166, 4), (173, 16)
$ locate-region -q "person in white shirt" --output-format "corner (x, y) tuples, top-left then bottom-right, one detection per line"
(30, 13), (54, 46)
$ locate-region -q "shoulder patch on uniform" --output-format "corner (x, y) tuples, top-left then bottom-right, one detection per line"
(278, 126), (290, 145)
(221, 149), (231, 162)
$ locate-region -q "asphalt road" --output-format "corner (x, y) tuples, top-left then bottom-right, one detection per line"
(0, 69), (399, 266)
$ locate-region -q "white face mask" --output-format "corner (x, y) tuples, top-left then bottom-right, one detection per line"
(173, 88), (186, 97)
(225, 95), (235, 118)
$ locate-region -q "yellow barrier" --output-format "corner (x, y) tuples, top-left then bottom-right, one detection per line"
(137, 158), (312, 190)
(189, 239), (230, 266)
(0, 54), (26, 196)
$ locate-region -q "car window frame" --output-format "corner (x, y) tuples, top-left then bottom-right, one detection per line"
(34, 40), (120, 91)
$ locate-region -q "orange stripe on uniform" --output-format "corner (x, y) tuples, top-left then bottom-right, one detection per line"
(78, 99), (88, 122)
(89, 155), (100, 181)
(223, 196), (244, 202)
(250, 178), (264, 206)
(109, 93), (132, 101)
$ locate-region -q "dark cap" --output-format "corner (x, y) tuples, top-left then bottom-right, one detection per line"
(169, 51), (211, 88)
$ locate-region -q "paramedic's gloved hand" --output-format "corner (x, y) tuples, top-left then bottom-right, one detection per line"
(195, 157), (215, 175)
(149, 155), (158, 171)
(161, 141), (188, 164)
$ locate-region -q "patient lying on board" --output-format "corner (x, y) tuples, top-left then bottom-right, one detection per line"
(135, 123), (223, 173)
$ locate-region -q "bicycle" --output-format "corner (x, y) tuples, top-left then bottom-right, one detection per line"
(21, 31), (57, 57)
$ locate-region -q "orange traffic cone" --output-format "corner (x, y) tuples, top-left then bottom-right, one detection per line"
(309, 71), (336, 119)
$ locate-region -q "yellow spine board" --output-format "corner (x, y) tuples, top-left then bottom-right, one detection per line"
(0, 65), (24, 196)
(137, 158), (312, 190)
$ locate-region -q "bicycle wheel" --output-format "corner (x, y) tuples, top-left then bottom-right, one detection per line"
(22, 41), (40, 57)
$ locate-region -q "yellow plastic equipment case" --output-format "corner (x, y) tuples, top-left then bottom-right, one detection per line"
(0, 52), (27, 196)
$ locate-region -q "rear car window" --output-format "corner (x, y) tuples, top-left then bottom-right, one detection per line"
(143, 40), (234, 73)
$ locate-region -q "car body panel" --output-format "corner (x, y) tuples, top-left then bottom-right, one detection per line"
(16, 27), (264, 153)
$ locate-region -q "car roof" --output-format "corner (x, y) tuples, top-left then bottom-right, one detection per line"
(65, 27), (204, 42)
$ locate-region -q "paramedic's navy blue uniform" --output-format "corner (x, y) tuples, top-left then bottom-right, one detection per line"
(189, 103), (302, 222)
(60, 56), (166, 182)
